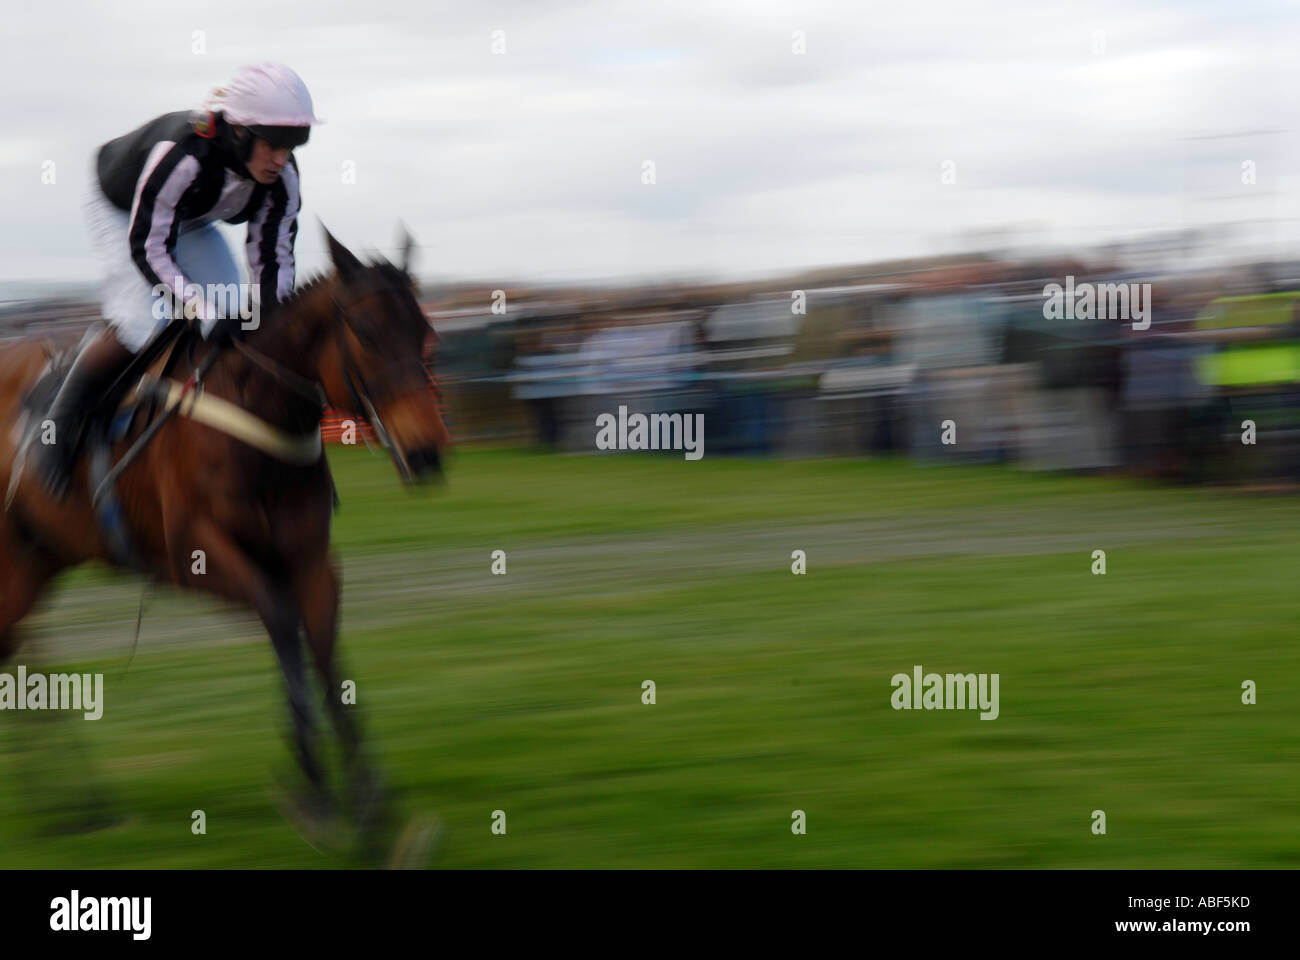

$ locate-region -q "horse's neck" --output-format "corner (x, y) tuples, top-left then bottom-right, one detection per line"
(228, 282), (334, 428)
(250, 283), (334, 375)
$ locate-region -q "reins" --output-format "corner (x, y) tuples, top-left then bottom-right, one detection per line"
(231, 336), (327, 407)
(91, 273), (416, 506)
(231, 284), (416, 484)
(328, 291), (415, 485)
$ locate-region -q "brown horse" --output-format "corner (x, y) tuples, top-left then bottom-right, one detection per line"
(0, 226), (450, 843)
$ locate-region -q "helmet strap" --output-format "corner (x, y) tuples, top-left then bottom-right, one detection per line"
(229, 124), (255, 165)
(214, 121), (255, 176)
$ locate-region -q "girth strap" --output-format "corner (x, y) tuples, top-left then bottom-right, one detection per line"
(140, 377), (323, 464)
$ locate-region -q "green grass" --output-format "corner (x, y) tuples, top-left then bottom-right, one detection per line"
(2, 447), (1298, 867)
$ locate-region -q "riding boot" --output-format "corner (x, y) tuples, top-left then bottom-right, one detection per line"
(30, 326), (135, 500)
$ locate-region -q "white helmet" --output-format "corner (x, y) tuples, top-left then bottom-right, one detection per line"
(205, 62), (323, 148)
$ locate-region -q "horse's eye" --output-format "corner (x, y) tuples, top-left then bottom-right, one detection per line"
(350, 320), (380, 351)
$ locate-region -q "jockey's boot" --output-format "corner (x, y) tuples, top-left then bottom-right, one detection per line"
(30, 326), (135, 500)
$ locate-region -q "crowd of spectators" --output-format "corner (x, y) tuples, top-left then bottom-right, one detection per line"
(428, 252), (1300, 484)
(7, 248), (1300, 485)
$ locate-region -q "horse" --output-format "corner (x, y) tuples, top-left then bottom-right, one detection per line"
(0, 225), (451, 851)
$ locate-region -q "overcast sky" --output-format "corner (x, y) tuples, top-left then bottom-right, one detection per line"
(1, 0), (1298, 289)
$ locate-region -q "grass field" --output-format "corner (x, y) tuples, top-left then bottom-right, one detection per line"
(2, 446), (1298, 868)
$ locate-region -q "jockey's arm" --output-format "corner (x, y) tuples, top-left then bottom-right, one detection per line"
(245, 154), (301, 325)
(127, 141), (207, 324)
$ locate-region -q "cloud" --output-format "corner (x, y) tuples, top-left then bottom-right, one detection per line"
(0, 0), (1297, 286)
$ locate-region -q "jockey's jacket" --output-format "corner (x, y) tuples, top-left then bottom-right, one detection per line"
(95, 110), (300, 320)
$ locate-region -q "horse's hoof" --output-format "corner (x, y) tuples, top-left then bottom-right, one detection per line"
(272, 785), (341, 856)
(385, 813), (443, 870)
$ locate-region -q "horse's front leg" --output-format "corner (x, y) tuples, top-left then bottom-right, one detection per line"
(294, 552), (389, 832)
(177, 516), (329, 806)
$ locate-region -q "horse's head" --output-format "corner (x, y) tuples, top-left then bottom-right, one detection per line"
(318, 225), (451, 484)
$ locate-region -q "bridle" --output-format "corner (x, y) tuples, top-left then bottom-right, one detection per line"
(227, 276), (421, 484)
(328, 290), (416, 485)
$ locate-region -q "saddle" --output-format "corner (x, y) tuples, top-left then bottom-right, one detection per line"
(24, 320), (191, 444)
(13, 319), (329, 568)
(15, 320), (194, 566)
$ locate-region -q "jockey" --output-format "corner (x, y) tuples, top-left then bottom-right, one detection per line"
(33, 62), (322, 499)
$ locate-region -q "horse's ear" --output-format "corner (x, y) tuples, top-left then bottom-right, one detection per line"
(319, 220), (364, 284)
(396, 222), (416, 276)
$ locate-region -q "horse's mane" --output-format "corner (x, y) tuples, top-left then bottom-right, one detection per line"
(266, 259), (419, 344)
(279, 258), (412, 311)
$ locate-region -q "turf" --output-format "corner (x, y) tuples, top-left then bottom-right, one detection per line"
(1, 446), (1297, 867)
